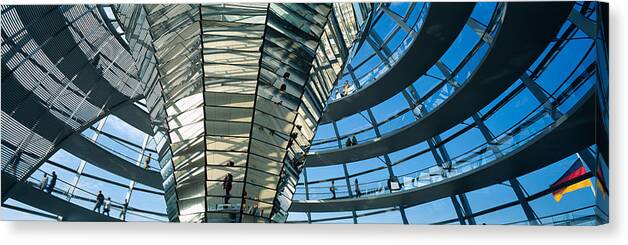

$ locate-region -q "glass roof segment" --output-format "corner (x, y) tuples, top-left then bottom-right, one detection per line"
(1, 5), (144, 191)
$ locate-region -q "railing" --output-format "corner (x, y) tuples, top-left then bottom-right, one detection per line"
(25, 168), (125, 219)
(79, 131), (160, 172)
(25, 168), (165, 221)
(504, 205), (599, 226)
(288, 174), (600, 224)
(310, 3), (504, 152)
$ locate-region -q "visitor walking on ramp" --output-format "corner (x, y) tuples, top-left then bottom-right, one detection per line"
(103, 197), (111, 216)
(46, 171), (57, 194)
(39, 173), (49, 190)
(93, 191), (105, 213)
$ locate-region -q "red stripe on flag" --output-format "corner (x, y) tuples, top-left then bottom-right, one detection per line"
(551, 166), (587, 195)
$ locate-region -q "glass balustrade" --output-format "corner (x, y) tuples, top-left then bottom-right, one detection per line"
(79, 132), (160, 172)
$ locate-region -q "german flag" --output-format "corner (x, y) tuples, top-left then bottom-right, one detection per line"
(551, 159), (592, 202)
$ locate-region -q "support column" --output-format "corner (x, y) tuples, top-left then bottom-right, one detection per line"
(302, 168), (312, 223)
(364, 108), (408, 221)
(347, 72), (397, 181)
(458, 194), (476, 225)
(451, 196), (467, 225)
(332, 122), (354, 198)
(366, 36), (392, 68)
(510, 178), (539, 225)
(466, 18), (494, 43)
(370, 30), (394, 58)
(332, 122), (358, 224)
(399, 206), (409, 224)
(568, 9), (596, 38)
(364, 109), (395, 177)
(381, 5), (416, 37)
